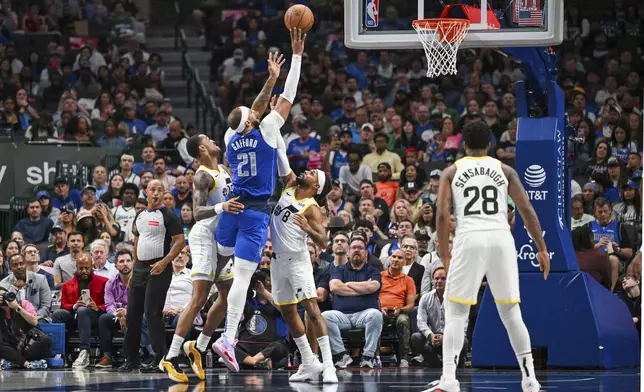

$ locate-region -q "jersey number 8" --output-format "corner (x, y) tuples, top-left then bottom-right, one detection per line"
(463, 185), (499, 216)
(237, 152), (257, 177)
(273, 205), (292, 222)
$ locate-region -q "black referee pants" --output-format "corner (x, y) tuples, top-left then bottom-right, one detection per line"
(124, 258), (173, 365)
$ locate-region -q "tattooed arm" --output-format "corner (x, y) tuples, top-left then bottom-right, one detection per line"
(251, 52), (285, 118)
(192, 171), (244, 221)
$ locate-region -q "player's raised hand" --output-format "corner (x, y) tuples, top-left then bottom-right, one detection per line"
(290, 28), (306, 55)
(267, 51), (285, 79)
(223, 196), (244, 214)
(537, 250), (550, 280)
(293, 213), (311, 233)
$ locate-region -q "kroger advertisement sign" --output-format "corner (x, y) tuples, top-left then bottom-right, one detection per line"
(514, 117), (578, 273)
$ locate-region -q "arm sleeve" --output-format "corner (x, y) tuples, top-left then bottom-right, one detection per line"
(260, 111), (286, 148)
(417, 294), (432, 338)
(277, 135), (292, 176)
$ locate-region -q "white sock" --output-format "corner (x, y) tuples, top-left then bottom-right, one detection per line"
(223, 257), (258, 342)
(196, 333), (211, 352)
(167, 335), (184, 359)
(294, 335), (316, 365)
(317, 335), (333, 368)
(497, 303), (535, 381)
(442, 301), (470, 382)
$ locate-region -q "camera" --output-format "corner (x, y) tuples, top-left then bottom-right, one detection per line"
(3, 291), (16, 304)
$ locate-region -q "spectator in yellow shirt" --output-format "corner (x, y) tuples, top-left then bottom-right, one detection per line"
(363, 133), (404, 179)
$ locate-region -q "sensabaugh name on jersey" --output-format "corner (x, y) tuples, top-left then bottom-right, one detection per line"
(453, 166), (507, 188)
(230, 138), (258, 151)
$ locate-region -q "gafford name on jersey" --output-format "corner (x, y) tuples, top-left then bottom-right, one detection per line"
(453, 166), (507, 188)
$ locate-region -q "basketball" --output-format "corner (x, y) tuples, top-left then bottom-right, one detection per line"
(284, 4), (314, 33)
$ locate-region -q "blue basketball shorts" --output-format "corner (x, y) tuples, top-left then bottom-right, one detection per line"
(216, 208), (270, 263)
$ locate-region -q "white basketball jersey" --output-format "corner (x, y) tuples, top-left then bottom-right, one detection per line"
(193, 164), (232, 232)
(270, 186), (318, 254)
(451, 157), (509, 234)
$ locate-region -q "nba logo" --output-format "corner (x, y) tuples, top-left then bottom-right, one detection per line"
(365, 0), (379, 28)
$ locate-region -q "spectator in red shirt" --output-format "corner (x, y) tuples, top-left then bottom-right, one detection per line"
(52, 254), (108, 369)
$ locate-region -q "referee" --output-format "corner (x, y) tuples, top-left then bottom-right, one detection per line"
(122, 179), (185, 372)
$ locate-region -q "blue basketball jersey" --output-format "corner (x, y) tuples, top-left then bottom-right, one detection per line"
(226, 128), (277, 201)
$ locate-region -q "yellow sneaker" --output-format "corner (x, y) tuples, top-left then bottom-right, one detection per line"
(159, 356), (189, 383)
(183, 340), (206, 380)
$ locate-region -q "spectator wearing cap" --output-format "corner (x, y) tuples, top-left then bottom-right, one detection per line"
(358, 179), (390, 219)
(364, 133), (404, 180)
(42, 224), (70, 267)
(322, 237), (383, 369)
(13, 199), (54, 245)
(287, 117), (320, 174)
(570, 90), (597, 123)
(400, 182), (423, 217)
(415, 230), (431, 258)
(606, 157), (628, 189)
(612, 181), (642, 231)
(307, 99), (334, 139)
(587, 197), (634, 291)
(79, 185), (99, 213)
(571, 196), (595, 230)
(121, 103), (147, 137)
(21, 243), (55, 291)
(52, 177), (82, 211)
(144, 108), (171, 144)
(356, 123), (376, 157)
(36, 190), (60, 223)
(153, 156), (176, 192)
(326, 180), (354, 217)
(324, 129), (353, 180)
(113, 154), (141, 186)
(339, 149), (372, 199)
(158, 120), (192, 165)
(374, 162), (400, 207)
(626, 152), (642, 178)
(134, 146), (156, 175)
(334, 96), (359, 140)
(496, 118), (517, 167)
(379, 249), (416, 367)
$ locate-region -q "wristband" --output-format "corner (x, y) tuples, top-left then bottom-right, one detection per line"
(214, 203), (224, 215)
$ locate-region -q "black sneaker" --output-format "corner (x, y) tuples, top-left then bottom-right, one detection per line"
(118, 360), (140, 372)
(253, 358), (272, 370)
(140, 361), (163, 373)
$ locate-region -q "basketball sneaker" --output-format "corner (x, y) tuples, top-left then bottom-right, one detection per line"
(322, 365), (338, 383)
(422, 377), (461, 392)
(212, 335), (239, 372)
(159, 355), (189, 383)
(289, 358), (324, 382)
(522, 378), (542, 392)
(182, 340), (205, 380)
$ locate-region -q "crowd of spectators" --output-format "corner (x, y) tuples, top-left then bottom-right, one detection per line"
(0, 0), (642, 371)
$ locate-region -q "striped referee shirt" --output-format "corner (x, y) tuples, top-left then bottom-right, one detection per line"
(133, 207), (183, 261)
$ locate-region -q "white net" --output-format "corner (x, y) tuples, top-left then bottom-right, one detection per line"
(413, 19), (471, 78)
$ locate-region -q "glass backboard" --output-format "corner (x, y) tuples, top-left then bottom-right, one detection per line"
(345, 0), (563, 49)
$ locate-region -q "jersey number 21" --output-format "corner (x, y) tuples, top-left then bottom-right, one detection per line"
(237, 152), (257, 177)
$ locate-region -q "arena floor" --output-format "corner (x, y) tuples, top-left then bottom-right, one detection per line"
(0, 367), (639, 391)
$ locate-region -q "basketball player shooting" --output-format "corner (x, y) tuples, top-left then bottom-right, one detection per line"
(212, 28), (307, 372)
(159, 134), (243, 383)
(268, 169), (337, 383)
(424, 121), (550, 392)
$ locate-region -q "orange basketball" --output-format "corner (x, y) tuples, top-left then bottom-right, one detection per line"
(284, 4), (314, 33)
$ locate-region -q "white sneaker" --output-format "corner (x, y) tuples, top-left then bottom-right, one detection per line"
(334, 353), (353, 369)
(289, 359), (324, 382)
(72, 350), (90, 369)
(422, 377), (461, 392)
(522, 378), (542, 392)
(399, 359), (409, 368)
(322, 366), (338, 383)
(411, 354), (424, 364)
(358, 357), (374, 368)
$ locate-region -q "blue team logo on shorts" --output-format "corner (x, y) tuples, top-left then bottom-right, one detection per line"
(247, 312), (268, 336)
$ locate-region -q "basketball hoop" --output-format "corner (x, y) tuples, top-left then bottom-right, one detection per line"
(412, 18), (471, 78)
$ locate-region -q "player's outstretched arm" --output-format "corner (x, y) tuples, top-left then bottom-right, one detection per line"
(273, 28), (306, 121)
(436, 165), (456, 275)
(192, 172), (244, 221)
(251, 52), (285, 119)
(502, 164), (550, 279)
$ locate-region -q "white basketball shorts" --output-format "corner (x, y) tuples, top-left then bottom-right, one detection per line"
(188, 224), (233, 282)
(271, 251), (318, 306)
(446, 229), (520, 305)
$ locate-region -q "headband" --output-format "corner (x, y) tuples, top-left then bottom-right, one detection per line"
(235, 106), (250, 134)
(316, 169), (326, 195)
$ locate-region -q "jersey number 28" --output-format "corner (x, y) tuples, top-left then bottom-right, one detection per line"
(463, 185), (499, 216)
(237, 152), (257, 177)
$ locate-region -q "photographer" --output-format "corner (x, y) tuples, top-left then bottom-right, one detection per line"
(0, 285), (52, 369)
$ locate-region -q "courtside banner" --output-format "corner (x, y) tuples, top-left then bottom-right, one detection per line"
(514, 117), (578, 273)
